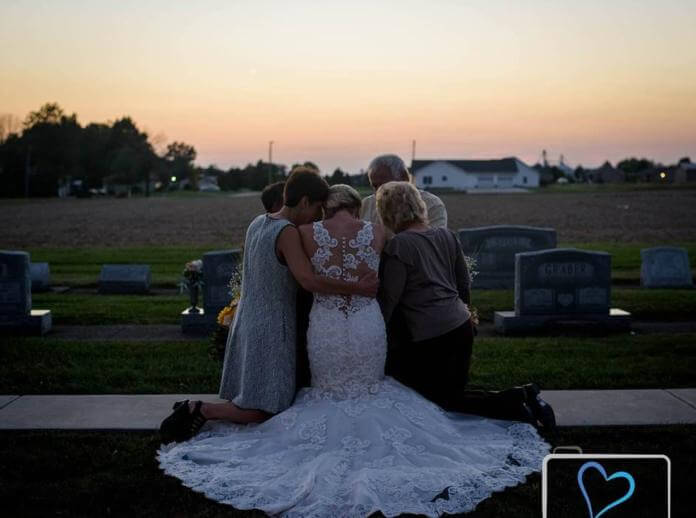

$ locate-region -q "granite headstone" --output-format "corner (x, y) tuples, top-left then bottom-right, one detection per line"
(640, 247), (693, 288)
(495, 248), (630, 333)
(182, 249), (242, 335)
(203, 250), (242, 317)
(458, 225), (557, 289)
(30, 262), (51, 292)
(0, 250), (52, 335)
(98, 265), (151, 294)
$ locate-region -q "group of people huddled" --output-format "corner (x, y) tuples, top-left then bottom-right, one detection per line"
(158, 154), (555, 517)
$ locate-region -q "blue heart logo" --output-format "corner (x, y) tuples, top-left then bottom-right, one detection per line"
(577, 461), (635, 518)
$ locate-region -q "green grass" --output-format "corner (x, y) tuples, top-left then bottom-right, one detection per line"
(2, 333), (693, 395)
(27, 242), (696, 288)
(28, 246), (233, 287)
(0, 339), (220, 394)
(469, 333), (695, 390)
(0, 425), (693, 517)
(473, 288), (696, 322)
(31, 293), (188, 325)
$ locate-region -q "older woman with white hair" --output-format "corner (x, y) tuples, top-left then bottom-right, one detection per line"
(377, 181), (556, 429)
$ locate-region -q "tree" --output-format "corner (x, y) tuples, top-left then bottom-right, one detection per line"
(678, 157), (691, 165)
(165, 141), (197, 189)
(24, 102), (65, 128)
(0, 114), (21, 143)
(616, 157), (655, 182)
(328, 167), (348, 185)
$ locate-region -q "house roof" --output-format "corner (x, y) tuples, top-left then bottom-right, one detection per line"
(411, 158), (520, 174)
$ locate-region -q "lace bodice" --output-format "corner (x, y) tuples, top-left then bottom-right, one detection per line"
(310, 220), (379, 314)
(306, 219), (386, 397)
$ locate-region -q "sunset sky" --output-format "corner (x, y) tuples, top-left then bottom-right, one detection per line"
(2, 0), (695, 174)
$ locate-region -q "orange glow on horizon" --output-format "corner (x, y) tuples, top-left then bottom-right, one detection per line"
(2, 1), (694, 173)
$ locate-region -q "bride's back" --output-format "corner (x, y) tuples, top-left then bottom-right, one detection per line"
(299, 212), (385, 283)
(299, 210), (388, 394)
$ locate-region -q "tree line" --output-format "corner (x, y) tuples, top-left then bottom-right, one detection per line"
(0, 103), (363, 198)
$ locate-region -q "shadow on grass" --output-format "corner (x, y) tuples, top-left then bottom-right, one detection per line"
(0, 426), (692, 517)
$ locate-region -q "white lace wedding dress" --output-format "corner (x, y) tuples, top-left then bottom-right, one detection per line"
(158, 220), (550, 517)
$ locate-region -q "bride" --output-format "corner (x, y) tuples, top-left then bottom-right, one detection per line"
(158, 184), (550, 517)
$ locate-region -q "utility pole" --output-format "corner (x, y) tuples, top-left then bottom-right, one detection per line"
(267, 140), (274, 185)
(24, 145), (31, 198)
(411, 140), (416, 163)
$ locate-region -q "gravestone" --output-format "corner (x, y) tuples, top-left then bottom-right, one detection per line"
(0, 251), (52, 335)
(98, 265), (151, 294)
(203, 250), (242, 317)
(458, 225), (557, 289)
(30, 262), (51, 292)
(640, 247), (693, 288)
(495, 248), (631, 334)
(181, 249), (242, 335)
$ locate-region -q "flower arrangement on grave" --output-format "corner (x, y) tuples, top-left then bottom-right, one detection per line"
(464, 255), (480, 327)
(180, 259), (204, 313)
(210, 267), (243, 361)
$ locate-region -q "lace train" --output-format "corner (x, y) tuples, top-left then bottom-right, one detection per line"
(158, 377), (550, 517)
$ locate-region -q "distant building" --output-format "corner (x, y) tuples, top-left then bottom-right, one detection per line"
(675, 161), (696, 184)
(411, 158), (539, 191)
(586, 161), (625, 183)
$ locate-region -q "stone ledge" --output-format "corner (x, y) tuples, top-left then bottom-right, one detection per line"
(494, 308), (631, 335)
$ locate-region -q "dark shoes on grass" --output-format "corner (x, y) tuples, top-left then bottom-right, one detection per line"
(519, 383), (557, 433)
(160, 400), (208, 444)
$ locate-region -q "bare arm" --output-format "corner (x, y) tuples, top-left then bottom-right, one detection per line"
(277, 225), (378, 297)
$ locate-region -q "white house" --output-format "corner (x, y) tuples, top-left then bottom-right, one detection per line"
(411, 158), (540, 191)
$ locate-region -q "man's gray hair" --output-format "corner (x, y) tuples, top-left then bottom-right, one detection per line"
(367, 154), (410, 181)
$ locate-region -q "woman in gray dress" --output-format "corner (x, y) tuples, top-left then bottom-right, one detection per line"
(160, 168), (378, 442)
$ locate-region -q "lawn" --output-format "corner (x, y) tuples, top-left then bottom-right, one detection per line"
(2, 333), (693, 394)
(0, 425), (692, 517)
(32, 293), (188, 325)
(472, 288), (696, 323)
(30, 286), (696, 325)
(28, 246), (235, 287)
(26, 242), (696, 288)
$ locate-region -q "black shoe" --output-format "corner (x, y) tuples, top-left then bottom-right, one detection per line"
(159, 400), (208, 443)
(520, 383), (557, 433)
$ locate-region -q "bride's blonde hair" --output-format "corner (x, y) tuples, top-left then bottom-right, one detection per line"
(324, 184), (362, 218)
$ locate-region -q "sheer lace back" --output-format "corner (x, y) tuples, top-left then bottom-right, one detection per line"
(310, 220), (379, 314)
(306, 219), (387, 397)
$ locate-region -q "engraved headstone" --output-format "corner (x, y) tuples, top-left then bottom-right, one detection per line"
(495, 248), (630, 333)
(182, 249), (242, 335)
(458, 225), (557, 289)
(640, 247), (693, 288)
(30, 262), (51, 292)
(0, 251), (31, 318)
(0, 250), (52, 335)
(98, 265), (151, 294)
(203, 250), (242, 317)
(515, 249), (611, 316)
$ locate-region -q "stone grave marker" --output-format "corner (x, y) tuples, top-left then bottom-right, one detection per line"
(30, 262), (51, 292)
(640, 247), (693, 288)
(495, 248), (630, 334)
(0, 250), (52, 335)
(182, 249), (242, 335)
(458, 225), (557, 289)
(98, 265), (151, 294)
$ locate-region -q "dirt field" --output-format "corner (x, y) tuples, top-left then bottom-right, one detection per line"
(2, 189), (695, 248)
